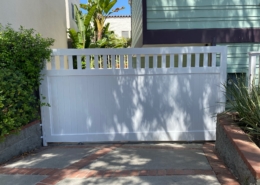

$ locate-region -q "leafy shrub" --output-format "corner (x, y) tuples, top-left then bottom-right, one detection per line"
(0, 69), (38, 138)
(224, 77), (260, 138)
(0, 24), (54, 88)
(0, 24), (54, 139)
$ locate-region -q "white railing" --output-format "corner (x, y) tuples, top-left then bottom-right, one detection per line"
(248, 51), (260, 88)
(44, 46), (227, 73)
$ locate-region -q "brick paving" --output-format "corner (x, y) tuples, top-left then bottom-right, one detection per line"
(0, 143), (240, 185)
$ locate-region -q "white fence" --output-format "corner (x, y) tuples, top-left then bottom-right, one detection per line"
(248, 51), (260, 88)
(40, 46), (227, 146)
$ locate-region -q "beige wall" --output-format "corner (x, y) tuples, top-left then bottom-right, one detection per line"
(105, 17), (131, 38)
(0, 0), (79, 49)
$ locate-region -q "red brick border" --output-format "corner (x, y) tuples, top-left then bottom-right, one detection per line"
(225, 125), (260, 178)
(118, 145), (202, 150)
(0, 143), (239, 185)
(203, 143), (240, 185)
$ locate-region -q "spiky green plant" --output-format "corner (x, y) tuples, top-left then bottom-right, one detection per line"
(224, 77), (260, 137)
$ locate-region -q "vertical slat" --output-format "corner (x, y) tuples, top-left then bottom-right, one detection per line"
(178, 54), (183, 68)
(111, 55), (115, 69)
(77, 55), (82, 70)
(145, 55), (149, 69)
(68, 56), (73, 70)
(153, 55), (157, 69)
(43, 59), (47, 70)
(51, 56), (56, 70)
(203, 53), (208, 67)
(103, 55), (107, 69)
(120, 55), (124, 69)
(195, 54), (200, 67)
(60, 55), (64, 69)
(187, 54), (191, 67)
(249, 54), (256, 89)
(162, 54), (166, 68)
(212, 53), (216, 67)
(170, 54), (174, 68)
(95, 55), (98, 69)
(128, 55), (132, 69)
(136, 54), (141, 68)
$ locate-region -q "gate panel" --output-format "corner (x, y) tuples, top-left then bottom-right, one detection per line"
(40, 47), (227, 145)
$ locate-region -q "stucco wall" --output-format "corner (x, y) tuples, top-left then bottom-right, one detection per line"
(105, 16), (131, 38)
(0, 0), (79, 49)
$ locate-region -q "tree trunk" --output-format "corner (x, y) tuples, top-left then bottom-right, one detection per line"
(97, 29), (102, 41)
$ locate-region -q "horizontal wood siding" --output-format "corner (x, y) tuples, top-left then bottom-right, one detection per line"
(147, 0), (260, 30)
(131, 0), (143, 47)
(217, 43), (260, 73)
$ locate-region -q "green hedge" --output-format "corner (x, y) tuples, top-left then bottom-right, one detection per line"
(0, 24), (54, 139)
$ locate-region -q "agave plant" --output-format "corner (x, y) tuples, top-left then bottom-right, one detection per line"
(224, 76), (260, 137)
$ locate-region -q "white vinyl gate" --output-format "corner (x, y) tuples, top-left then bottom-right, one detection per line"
(40, 46), (227, 146)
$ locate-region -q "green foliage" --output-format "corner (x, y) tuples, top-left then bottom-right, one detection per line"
(89, 23), (129, 48)
(0, 25), (54, 88)
(69, 0), (128, 49)
(0, 24), (54, 140)
(0, 69), (38, 138)
(224, 77), (260, 137)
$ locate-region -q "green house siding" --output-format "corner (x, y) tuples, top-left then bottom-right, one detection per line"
(131, 0), (143, 47)
(147, 0), (260, 30)
(217, 43), (260, 75)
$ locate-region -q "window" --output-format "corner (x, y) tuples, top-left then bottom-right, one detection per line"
(121, 31), (129, 38)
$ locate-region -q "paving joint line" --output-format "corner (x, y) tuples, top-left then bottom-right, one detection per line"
(118, 145), (203, 150)
(35, 144), (122, 185)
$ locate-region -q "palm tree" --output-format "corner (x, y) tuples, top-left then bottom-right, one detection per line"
(80, 0), (124, 41)
(67, 4), (96, 48)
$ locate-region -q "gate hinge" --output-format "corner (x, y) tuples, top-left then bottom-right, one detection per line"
(40, 124), (43, 127)
(41, 136), (43, 139)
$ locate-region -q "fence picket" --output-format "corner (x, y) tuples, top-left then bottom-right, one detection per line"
(60, 55), (64, 69)
(204, 53), (208, 67)
(136, 54), (141, 69)
(187, 54), (191, 67)
(153, 55), (157, 69)
(170, 54), (174, 68)
(145, 55), (149, 69)
(51, 56), (55, 70)
(162, 54), (166, 68)
(68, 56), (73, 70)
(120, 55), (124, 69)
(178, 54), (183, 67)
(212, 53), (216, 67)
(128, 55), (132, 69)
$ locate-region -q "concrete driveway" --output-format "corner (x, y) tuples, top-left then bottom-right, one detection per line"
(0, 143), (239, 185)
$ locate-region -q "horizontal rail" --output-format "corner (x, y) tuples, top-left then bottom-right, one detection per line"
(44, 46), (227, 72)
(52, 46), (226, 56)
